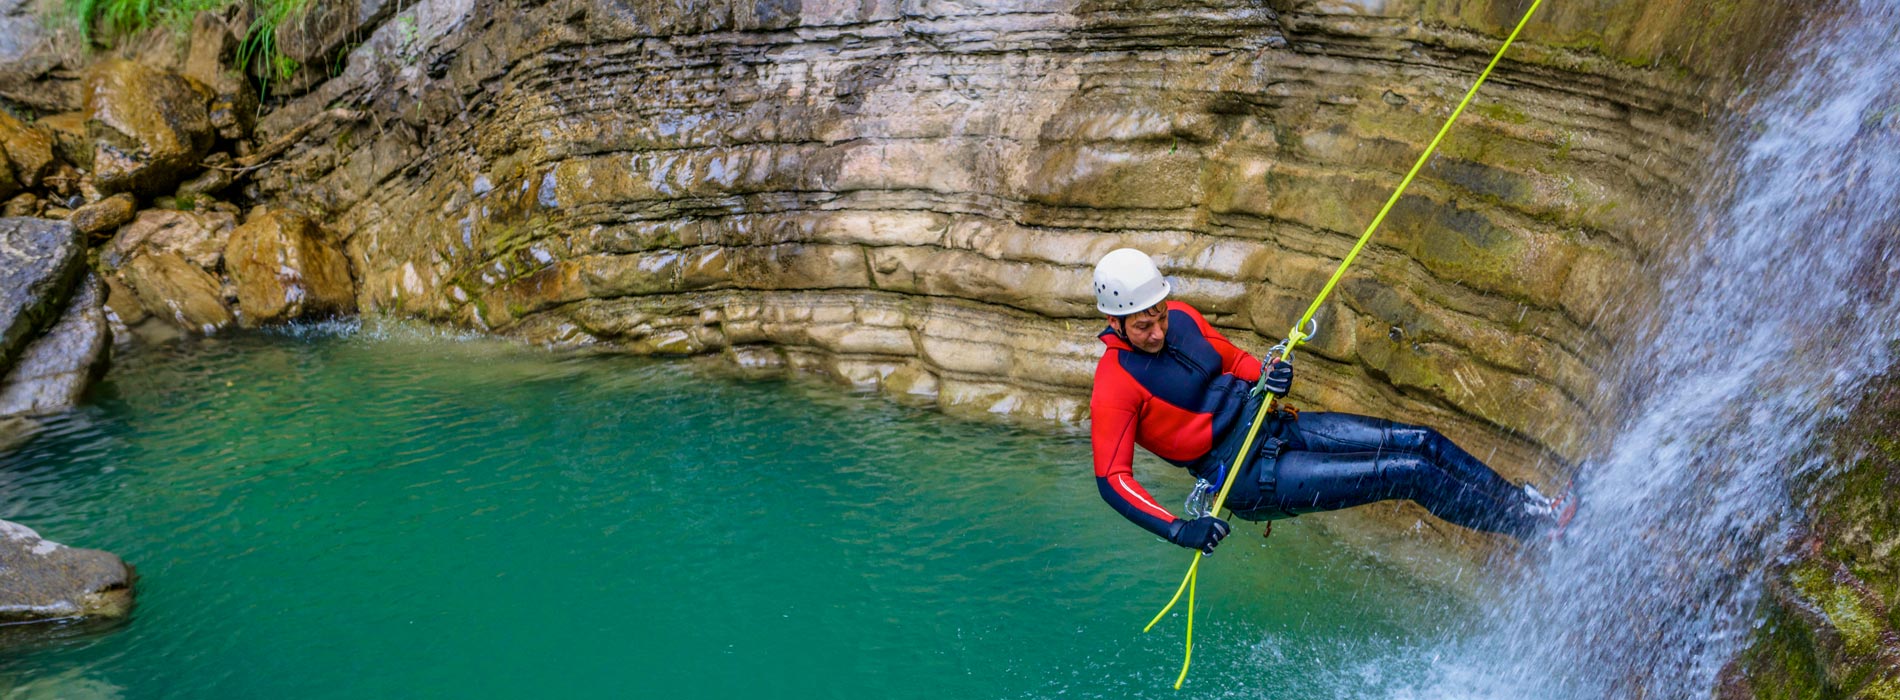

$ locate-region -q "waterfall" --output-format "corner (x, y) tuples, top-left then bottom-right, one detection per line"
(1409, 1), (1900, 697)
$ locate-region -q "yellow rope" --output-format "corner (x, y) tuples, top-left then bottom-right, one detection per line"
(1144, 0), (1546, 688)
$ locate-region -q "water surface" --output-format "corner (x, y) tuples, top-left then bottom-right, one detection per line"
(0, 325), (1465, 699)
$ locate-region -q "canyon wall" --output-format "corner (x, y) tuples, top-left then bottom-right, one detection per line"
(246, 0), (1803, 546)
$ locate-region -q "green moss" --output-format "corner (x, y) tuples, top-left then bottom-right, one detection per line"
(1745, 363), (1900, 696)
(1553, 132), (1575, 162)
(1742, 600), (1840, 700)
(1859, 676), (1900, 700)
(1790, 561), (1883, 657)
(1474, 102), (1530, 126)
(1831, 585), (1883, 657)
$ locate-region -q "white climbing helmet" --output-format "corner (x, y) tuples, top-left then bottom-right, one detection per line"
(1093, 248), (1171, 316)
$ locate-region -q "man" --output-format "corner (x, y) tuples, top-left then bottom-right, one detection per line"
(1088, 248), (1567, 554)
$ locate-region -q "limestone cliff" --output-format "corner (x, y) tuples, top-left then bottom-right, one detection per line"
(237, 0), (1804, 549)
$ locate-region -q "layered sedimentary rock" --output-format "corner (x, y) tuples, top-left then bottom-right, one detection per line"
(249, 0), (1803, 546)
(100, 209), (240, 334)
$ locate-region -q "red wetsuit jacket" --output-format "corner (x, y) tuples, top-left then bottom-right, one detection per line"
(1090, 301), (1263, 539)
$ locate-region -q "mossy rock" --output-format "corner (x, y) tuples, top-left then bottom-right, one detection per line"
(1725, 361), (1900, 698)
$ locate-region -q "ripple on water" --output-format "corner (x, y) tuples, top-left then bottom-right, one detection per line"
(0, 325), (1470, 699)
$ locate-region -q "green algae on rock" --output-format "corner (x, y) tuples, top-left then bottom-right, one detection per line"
(1723, 362), (1900, 699)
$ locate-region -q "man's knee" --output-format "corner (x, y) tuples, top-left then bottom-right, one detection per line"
(1384, 423), (1447, 456)
(1373, 453), (1432, 497)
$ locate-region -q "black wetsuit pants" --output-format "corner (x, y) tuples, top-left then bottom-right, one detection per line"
(1218, 407), (1545, 539)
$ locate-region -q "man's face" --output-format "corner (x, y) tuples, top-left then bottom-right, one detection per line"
(1112, 304), (1169, 354)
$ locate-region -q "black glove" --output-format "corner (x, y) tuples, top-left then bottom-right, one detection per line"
(1168, 516), (1231, 554)
(1262, 360), (1294, 397)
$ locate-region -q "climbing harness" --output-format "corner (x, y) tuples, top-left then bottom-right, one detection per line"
(1141, 0), (1548, 688)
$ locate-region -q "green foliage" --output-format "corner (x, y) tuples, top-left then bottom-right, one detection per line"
(232, 0), (310, 98)
(63, 0), (225, 42)
(58, 0), (310, 97)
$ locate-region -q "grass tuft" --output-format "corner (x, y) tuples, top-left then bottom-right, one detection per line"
(59, 0), (312, 97)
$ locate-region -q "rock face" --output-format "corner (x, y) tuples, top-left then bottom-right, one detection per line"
(0, 218), (84, 372)
(224, 207), (356, 325)
(249, 0), (1806, 520)
(0, 519), (133, 625)
(276, 0), (400, 77)
(84, 59), (214, 196)
(0, 274), (109, 417)
(0, 0), (81, 115)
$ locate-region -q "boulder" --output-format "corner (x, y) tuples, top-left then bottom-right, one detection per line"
(120, 251), (232, 334)
(225, 207), (354, 325)
(84, 60), (214, 196)
(66, 193), (135, 237)
(183, 13), (257, 142)
(0, 109), (56, 189)
(0, 519), (133, 626)
(104, 208), (236, 270)
(3, 192), (37, 217)
(0, 218), (83, 372)
(37, 112), (88, 171)
(0, 273), (108, 417)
